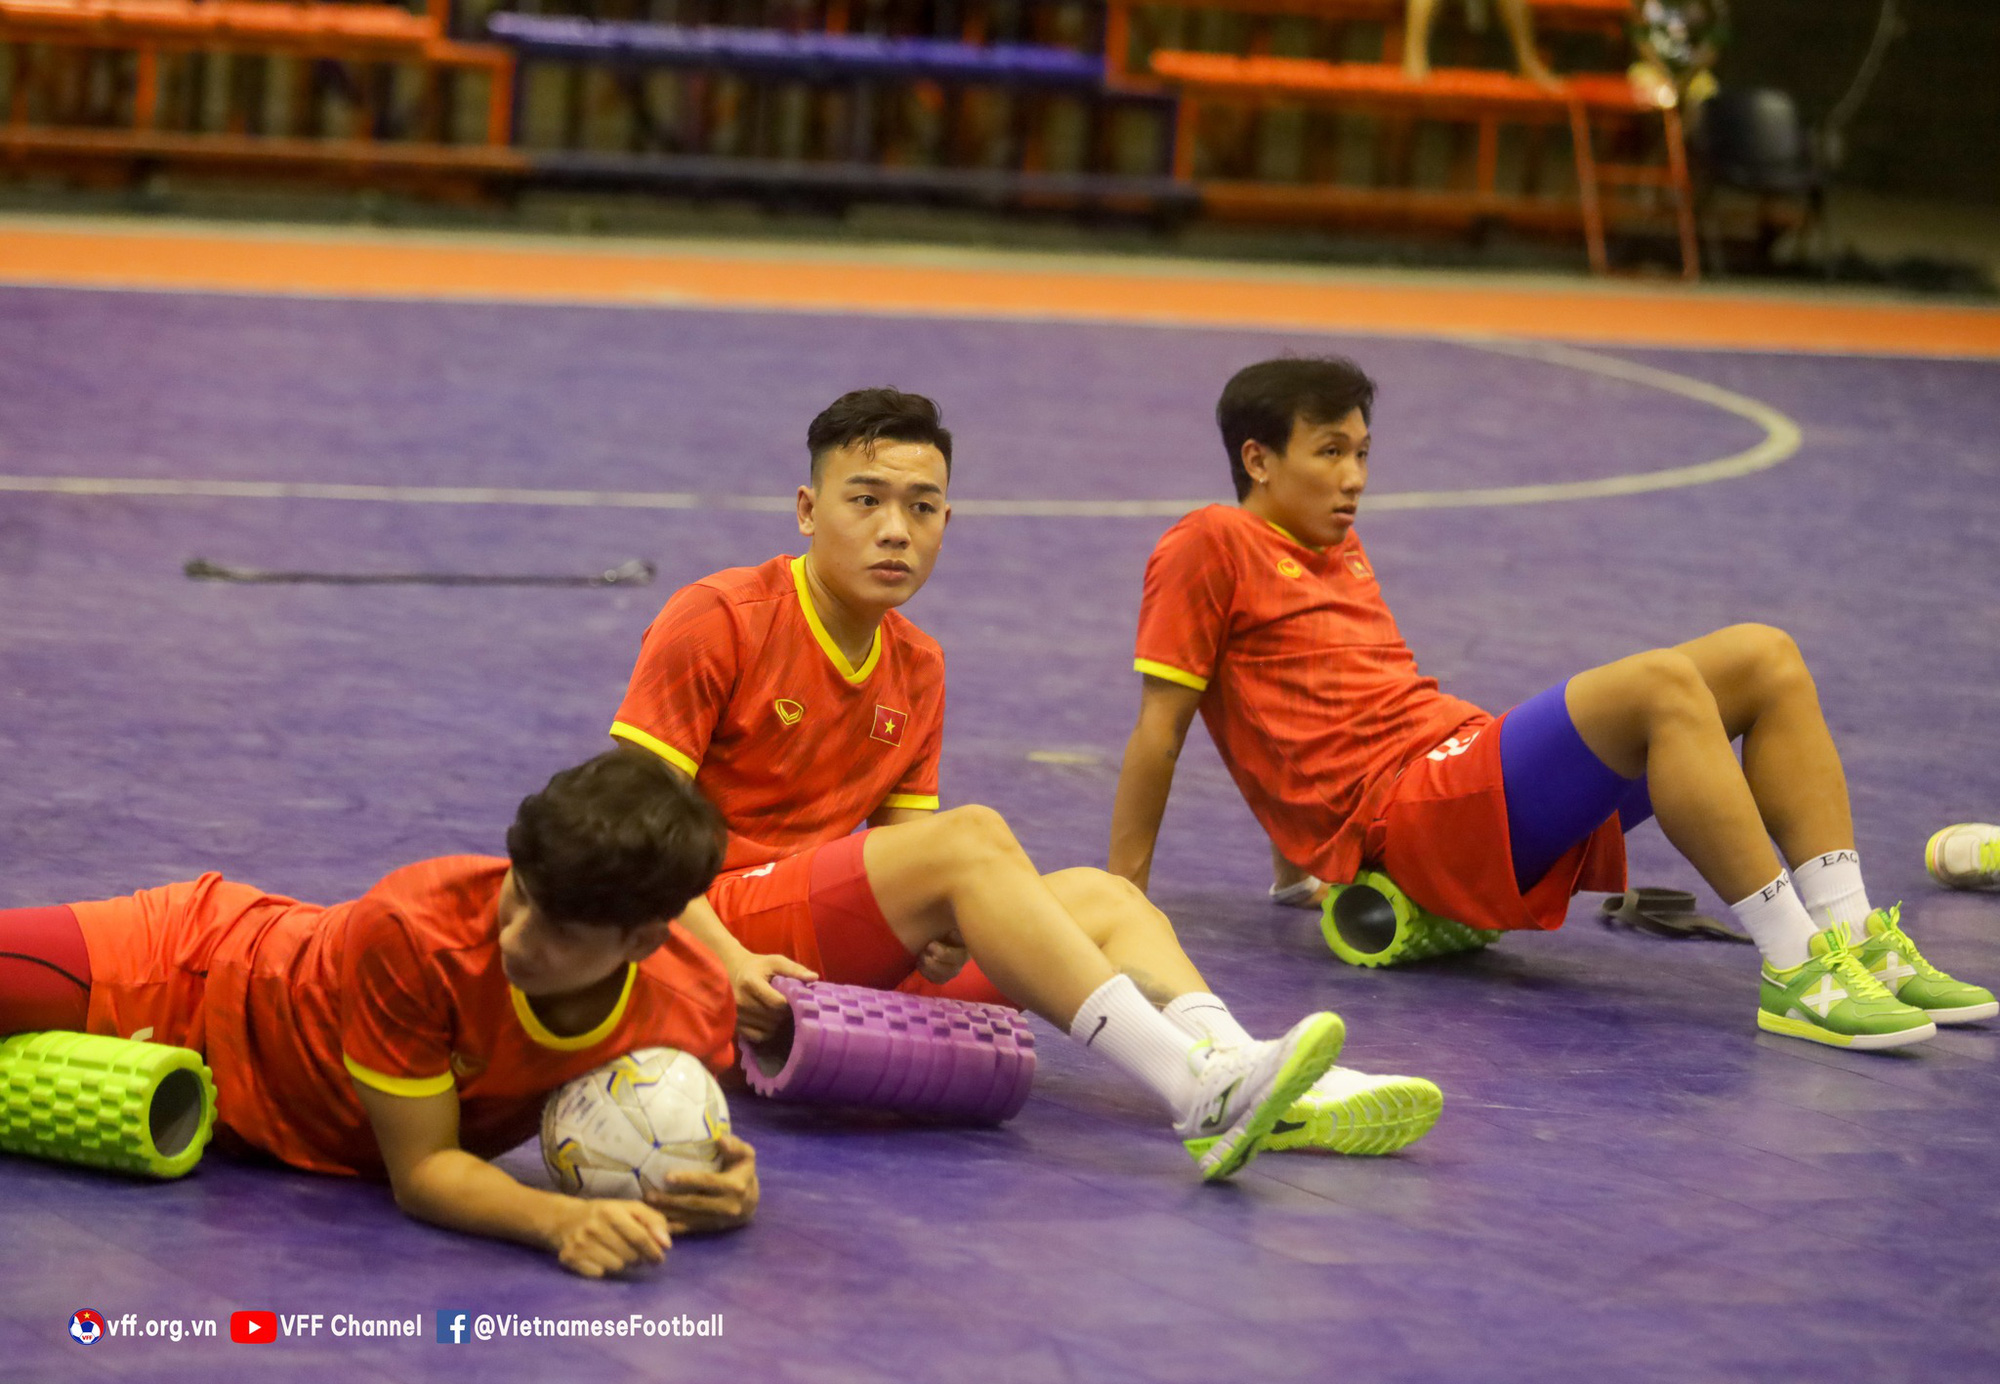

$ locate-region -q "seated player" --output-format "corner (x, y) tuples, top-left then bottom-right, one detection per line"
(1926, 825), (2000, 892)
(1108, 356), (1996, 1050)
(609, 387), (1421, 1177)
(0, 750), (757, 1278)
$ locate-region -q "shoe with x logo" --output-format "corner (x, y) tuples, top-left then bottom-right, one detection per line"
(1757, 925), (1936, 1050)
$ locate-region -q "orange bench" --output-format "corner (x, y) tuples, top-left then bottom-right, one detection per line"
(1105, 0), (1637, 91)
(0, 0), (438, 48)
(1146, 53), (1696, 277)
(0, 0), (514, 159)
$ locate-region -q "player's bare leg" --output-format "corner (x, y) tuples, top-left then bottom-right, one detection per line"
(1673, 624), (1854, 867)
(1677, 623), (1993, 1024)
(1564, 642), (1784, 905)
(1401, 0), (1438, 80)
(1495, 0), (1560, 87)
(861, 806), (1345, 1179)
(863, 806), (1121, 1026)
(1038, 867), (1210, 1003)
(1566, 625), (1969, 1045)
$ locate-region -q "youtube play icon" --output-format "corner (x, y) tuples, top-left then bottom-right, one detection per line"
(230, 1310), (277, 1344)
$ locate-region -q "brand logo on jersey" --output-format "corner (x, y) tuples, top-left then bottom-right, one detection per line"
(1346, 554), (1371, 580)
(1425, 731), (1482, 762)
(871, 705), (908, 746)
(450, 1051), (486, 1081)
(1276, 557), (1305, 579)
(774, 699), (804, 726)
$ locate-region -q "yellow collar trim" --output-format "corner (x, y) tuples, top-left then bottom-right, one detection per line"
(791, 557), (882, 685)
(1264, 520), (1326, 554)
(510, 965), (636, 1052)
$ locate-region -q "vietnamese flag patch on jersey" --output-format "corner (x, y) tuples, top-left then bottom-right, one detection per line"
(871, 705), (907, 746)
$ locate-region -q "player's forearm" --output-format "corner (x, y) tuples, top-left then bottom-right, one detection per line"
(393, 1146), (576, 1252)
(1108, 724), (1181, 891)
(674, 896), (752, 970)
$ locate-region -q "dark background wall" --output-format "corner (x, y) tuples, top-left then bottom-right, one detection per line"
(1720, 0), (2000, 205)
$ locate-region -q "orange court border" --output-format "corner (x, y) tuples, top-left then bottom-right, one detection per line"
(4, 215), (1999, 358)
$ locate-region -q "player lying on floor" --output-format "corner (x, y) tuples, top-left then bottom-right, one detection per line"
(1108, 355), (1996, 1051)
(608, 386), (1433, 1174)
(0, 751), (756, 1278)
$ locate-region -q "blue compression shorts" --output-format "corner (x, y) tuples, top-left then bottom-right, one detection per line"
(1499, 681), (1654, 892)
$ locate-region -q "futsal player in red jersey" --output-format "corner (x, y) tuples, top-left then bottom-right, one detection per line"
(610, 388), (1380, 1179)
(1109, 356), (1995, 1051)
(0, 750), (758, 1277)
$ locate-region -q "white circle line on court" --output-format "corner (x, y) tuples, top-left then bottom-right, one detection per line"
(0, 338), (1801, 518)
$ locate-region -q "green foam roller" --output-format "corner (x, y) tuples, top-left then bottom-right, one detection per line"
(1321, 870), (1501, 968)
(0, 1032), (216, 1178)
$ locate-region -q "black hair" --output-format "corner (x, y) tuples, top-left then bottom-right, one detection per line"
(1216, 357), (1377, 500)
(806, 388), (954, 484)
(506, 748), (726, 930)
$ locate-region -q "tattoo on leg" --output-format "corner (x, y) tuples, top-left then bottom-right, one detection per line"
(1120, 966), (1180, 1007)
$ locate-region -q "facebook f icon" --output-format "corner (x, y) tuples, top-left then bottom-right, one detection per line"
(436, 1311), (471, 1345)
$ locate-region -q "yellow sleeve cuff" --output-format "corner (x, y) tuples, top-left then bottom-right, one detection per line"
(880, 794), (940, 811)
(610, 722), (701, 778)
(343, 1053), (455, 1098)
(1134, 659), (1209, 693)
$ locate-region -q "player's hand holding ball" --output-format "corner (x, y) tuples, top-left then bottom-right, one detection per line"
(540, 1047), (746, 1272)
(731, 952), (818, 1041)
(552, 1198), (673, 1278)
(646, 1130), (759, 1234)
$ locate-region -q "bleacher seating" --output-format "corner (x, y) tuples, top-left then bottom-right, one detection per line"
(482, 7), (1187, 212)
(487, 16), (1104, 89)
(0, 0), (516, 182)
(1105, 0), (1698, 276)
(0, 0), (1699, 269)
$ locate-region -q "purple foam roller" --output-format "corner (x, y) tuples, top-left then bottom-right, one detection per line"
(739, 977), (1036, 1123)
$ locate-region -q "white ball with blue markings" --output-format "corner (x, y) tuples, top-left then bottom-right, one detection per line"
(540, 1047), (729, 1199)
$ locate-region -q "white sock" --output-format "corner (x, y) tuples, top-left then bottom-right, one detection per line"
(1161, 992), (1256, 1048)
(1068, 975), (1204, 1115)
(1730, 872), (1822, 970)
(1790, 849), (1873, 935)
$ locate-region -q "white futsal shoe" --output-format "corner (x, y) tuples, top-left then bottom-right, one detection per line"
(1265, 1067), (1444, 1156)
(1925, 824), (2000, 891)
(1269, 875), (1328, 909)
(1176, 1013), (1345, 1182)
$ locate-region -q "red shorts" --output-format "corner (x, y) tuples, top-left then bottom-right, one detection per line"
(707, 832), (917, 989)
(65, 875), (308, 1047)
(1363, 715), (1626, 933)
(894, 964), (1012, 1008)
(707, 833), (1017, 1005)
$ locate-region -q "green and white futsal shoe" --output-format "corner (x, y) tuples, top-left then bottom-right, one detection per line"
(1178, 1012), (1346, 1182)
(1848, 905), (1998, 1024)
(1925, 824), (2000, 891)
(1757, 926), (1936, 1050)
(1265, 1068), (1444, 1156)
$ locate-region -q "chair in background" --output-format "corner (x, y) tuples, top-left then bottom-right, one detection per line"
(1690, 85), (1826, 274)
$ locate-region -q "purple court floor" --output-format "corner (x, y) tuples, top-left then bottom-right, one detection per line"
(2, 285), (1998, 1383)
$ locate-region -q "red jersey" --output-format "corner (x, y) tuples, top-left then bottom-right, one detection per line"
(74, 857), (735, 1177)
(612, 555), (945, 871)
(1134, 504), (1486, 884)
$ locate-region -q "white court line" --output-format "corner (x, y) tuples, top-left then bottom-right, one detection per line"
(0, 339), (1801, 517)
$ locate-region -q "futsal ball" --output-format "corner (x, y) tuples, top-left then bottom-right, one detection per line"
(540, 1048), (730, 1199)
